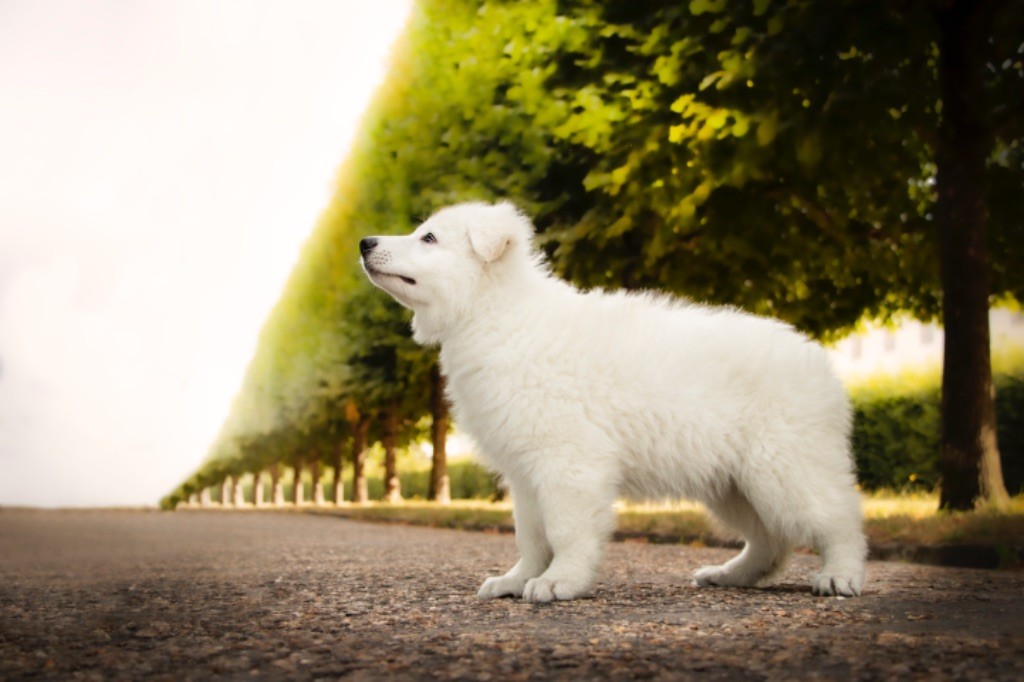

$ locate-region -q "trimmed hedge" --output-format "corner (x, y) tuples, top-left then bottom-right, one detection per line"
(851, 374), (1023, 494)
(330, 459), (499, 501)
(392, 460), (500, 501)
(995, 375), (1024, 495)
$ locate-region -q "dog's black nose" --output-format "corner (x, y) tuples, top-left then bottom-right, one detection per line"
(360, 238), (378, 256)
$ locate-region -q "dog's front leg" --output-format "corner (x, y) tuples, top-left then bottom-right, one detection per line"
(477, 482), (552, 599)
(522, 471), (616, 604)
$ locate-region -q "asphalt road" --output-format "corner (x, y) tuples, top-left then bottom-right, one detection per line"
(1, 509), (1022, 680)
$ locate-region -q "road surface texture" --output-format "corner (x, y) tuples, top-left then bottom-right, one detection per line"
(1, 510), (1021, 681)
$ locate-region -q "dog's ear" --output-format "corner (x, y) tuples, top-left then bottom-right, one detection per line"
(468, 223), (512, 263)
(468, 202), (534, 263)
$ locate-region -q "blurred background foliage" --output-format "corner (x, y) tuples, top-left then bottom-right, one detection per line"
(163, 0), (1022, 509)
(850, 352), (1024, 495)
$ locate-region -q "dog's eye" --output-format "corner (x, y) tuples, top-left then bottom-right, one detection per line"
(421, 232), (436, 244)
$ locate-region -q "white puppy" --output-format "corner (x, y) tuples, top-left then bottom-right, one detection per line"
(360, 201), (866, 602)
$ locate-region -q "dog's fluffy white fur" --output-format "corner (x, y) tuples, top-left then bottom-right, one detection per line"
(361, 201), (866, 602)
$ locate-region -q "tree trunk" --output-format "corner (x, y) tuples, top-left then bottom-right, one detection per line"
(199, 488), (211, 507)
(491, 475), (507, 502)
(270, 463), (285, 506)
(429, 366), (452, 504)
(253, 471), (264, 507)
(312, 457), (325, 506)
(293, 460), (304, 506)
(232, 475), (245, 507)
(352, 417), (370, 503)
(935, 0), (1010, 510)
(381, 408), (402, 503)
(188, 492), (198, 507)
(333, 438), (345, 505)
(220, 478), (232, 507)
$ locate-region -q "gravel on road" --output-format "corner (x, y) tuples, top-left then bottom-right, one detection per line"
(1, 509), (1021, 680)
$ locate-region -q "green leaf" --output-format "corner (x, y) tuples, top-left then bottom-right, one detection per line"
(606, 214), (634, 237)
(707, 110), (729, 129)
(797, 130), (823, 169)
(699, 72), (722, 90)
(732, 116), (750, 137)
(756, 111), (778, 145)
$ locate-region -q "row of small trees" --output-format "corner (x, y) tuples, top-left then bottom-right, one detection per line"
(166, 385), (452, 508)
(178, 462), (375, 509)
(164, 0), (1022, 512)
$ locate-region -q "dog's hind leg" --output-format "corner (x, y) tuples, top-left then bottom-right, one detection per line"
(721, 452), (866, 597)
(808, 482), (866, 597)
(695, 486), (792, 588)
(478, 482), (552, 599)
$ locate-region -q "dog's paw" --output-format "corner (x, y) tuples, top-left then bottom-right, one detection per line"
(522, 577), (588, 603)
(477, 575), (527, 599)
(694, 565), (722, 587)
(694, 564), (748, 587)
(811, 572), (863, 598)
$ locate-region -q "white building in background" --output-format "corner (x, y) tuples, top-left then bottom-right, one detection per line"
(827, 308), (1024, 381)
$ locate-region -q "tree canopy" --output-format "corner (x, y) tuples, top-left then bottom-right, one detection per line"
(529, 0), (1021, 338)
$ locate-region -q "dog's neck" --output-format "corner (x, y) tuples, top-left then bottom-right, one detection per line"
(413, 249), (561, 346)
(414, 259), (565, 350)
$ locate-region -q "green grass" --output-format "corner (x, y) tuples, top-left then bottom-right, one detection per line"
(308, 499), (514, 531)
(860, 490), (1024, 547)
(302, 493), (1024, 564)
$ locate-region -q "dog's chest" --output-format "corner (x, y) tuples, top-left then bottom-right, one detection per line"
(439, 349), (551, 467)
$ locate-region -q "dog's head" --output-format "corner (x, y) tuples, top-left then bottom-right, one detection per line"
(360, 201), (536, 344)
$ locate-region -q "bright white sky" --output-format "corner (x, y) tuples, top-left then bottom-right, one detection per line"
(0, 0), (412, 507)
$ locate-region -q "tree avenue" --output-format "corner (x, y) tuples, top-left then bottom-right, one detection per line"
(164, 0), (1021, 512)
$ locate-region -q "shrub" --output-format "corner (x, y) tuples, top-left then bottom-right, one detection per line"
(850, 361), (1023, 494)
(852, 390), (942, 491)
(330, 458), (498, 501)
(995, 374), (1024, 495)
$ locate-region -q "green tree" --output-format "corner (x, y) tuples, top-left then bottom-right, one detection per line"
(931, 0), (1019, 510)
(340, 283), (435, 501)
(530, 0), (1021, 509)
